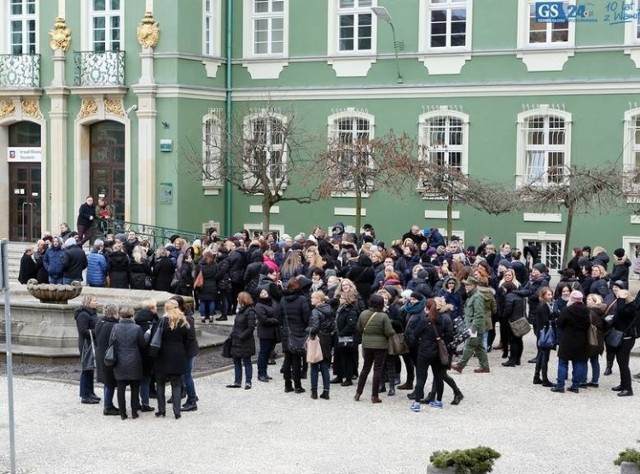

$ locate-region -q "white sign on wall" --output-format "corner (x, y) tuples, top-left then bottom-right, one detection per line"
(7, 147), (41, 163)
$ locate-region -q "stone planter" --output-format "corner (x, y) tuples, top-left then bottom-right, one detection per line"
(426, 464), (455, 474)
(26, 279), (83, 304)
(621, 461), (640, 474)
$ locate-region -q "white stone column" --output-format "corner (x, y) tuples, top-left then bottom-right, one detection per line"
(132, 48), (157, 225)
(45, 49), (69, 232)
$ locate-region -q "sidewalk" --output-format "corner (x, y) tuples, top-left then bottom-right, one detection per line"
(1, 331), (639, 474)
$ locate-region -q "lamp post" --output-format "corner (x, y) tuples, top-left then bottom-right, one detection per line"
(371, 6), (404, 84)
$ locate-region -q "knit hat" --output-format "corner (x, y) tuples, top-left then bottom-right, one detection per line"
(612, 280), (626, 290)
(404, 296), (426, 314)
(614, 248), (626, 258)
(64, 238), (76, 248)
(426, 247), (437, 256)
(533, 263), (546, 273)
(582, 246), (591, 253)
(400, 289), (412, 300)
(569, 290), (584, 304)
(498, 259), (511, 268)
(462, 276), (479, 286)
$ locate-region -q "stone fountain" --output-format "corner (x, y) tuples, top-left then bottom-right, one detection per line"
(26, 279), (83, 304)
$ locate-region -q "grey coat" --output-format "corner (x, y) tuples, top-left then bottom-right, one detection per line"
(111, 319), (146, 381)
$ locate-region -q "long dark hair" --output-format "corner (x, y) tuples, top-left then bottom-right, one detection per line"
(426, 298), (438, 324)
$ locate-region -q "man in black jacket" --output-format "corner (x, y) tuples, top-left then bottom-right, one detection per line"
(63, 238), (88, 284)
(76, 196), (96, 246)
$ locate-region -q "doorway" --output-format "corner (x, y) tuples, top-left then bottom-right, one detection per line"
(90, 121), (125, 221)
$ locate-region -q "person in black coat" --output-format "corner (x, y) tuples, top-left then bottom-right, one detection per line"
(227, 243), (248, 313)
(172, 295), (200, 412)
(551, 291), (590, 393)
(195, 251), (219, 323)
(347, 254), (376, 306)
(308, 291), (335, 400)
(255, 289), (280, 382)
(243, 244), (265, 296)
(151, 300), (190, 419)
(227, 292), (257, 389)
(111, 306), (146, 420)
(129, 246), (152, 290)
(534, 287), (555, 386)
(278, 279), (311, 393)
(515, 263), (551, 330)
(95, 304), (120, 415)
(17, 246), (37, 284)
(330, 288), (360, 386)
(215, 247), (233, 321)
(108, 242), (130, 289)
(153, 247), (176, 292)
(63, 238), (88, 284)
(607, 290), (637, 396)
(76, 195), (95, 246)
(75, 294), (100, 404)
(135, 299), (158, 412)
(501, 282), (528, 367)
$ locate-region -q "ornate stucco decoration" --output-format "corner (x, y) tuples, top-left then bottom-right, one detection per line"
(0, 100), (16, 118)
(137, 11), (160, 49)
(79, 98), (98, 119)
(21, 100), (43, 119)
(49, 17), (72, 52)
(104, 98), (125, 116)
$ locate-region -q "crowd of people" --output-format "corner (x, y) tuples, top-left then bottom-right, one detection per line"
(22, 197), (640, 413)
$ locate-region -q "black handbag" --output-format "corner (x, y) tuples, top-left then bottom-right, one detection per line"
(144, 275), (154, 290)
(81, 331), (97, 371)
(605, 328), (624, 348)
(433, 321), (450, 367)
(104, 328), (117, 367)
(149, 318), (164, 358)
(222, 337), (233, 358)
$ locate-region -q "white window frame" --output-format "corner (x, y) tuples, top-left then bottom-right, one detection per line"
(517, 0), (575, 49)
(419, 0), (471, 52)
(89, 0), (123, 52)
(623, 108), (640, 198)
(7, 0), (37, 55)
(327, 108), (375, 197)
(623, 1), (640, 67)
(327, 0), (378, 56)
(203, 0), (222, 57)
(202, 109), (223, 195)
(242, 111), (288, 189)
(243, 0), (288, 59)
(516, 232), (565, 276)
(516, 105), (572, 188)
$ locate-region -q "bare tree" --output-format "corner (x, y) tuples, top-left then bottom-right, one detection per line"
(307, 131), (417, 234)
(518, 162), (626, 268)
(184, 106), (318, 233)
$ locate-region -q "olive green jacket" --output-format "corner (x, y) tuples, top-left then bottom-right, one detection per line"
(356, 310), (395, 350)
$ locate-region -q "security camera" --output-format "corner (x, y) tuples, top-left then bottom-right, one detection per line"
(125, 104), (138, 116)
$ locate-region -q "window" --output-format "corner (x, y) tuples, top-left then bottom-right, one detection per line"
(327, 110), (374, 192)
(516, 106), (572, 187)
(90, 0), (122, 52)
(244, 112), (287, 188)
(527, 2), (568, 45)
(518, 234), (565, 276)
(252, 0), (284, 55)
(623, 109), (640, 195)
(202, 110), (223, 193)
(338, 0), (373, 52)
(8, 0), (36, 54)
(204, 0), (217, 56)
(424, 0), (469, 49)
(418, 110), (468, 173)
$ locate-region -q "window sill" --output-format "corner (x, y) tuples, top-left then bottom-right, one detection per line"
(242, 59), (289, 79)
(517, 49), (574, 72)
(625, 47), (640, 68)
(202, 58), (222, 78)
(203, 185), (221, 196)
(418, 53), (471, 75)
(327, 56), (376, 77)
(330, 190), (371, 198)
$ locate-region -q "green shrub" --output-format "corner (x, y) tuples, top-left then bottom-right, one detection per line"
(430, 446), (501, 474)
(614, 448), (640, 467)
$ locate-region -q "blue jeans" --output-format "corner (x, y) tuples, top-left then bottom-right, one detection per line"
(64, 277), (82, 285)
(310, 361), (330, 391)
(79, 370), (94, 398)
(182, 357), (197, 404)
(233, 357), (253, 385)
(139, 376), (151, 405)
(257, 338), (276, 377)
(49, 275), (63, 284)
(482, 332), (489, 351)
(556, 358), (587, 389)
(199, 300), (215, 318)
(582, 354), (601, 385)
(103, 384), (116, 409)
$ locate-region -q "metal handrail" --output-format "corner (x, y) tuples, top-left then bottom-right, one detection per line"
(94, 218), (203, 249)
(73, 50), (125, 86)
(0, 54), (40, 88)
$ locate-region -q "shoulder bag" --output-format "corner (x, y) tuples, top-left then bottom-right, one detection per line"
(433, 321), (450, 367)
(587, 313), (599, 348)
(509, 300), (532, 338)
(194, 271), (204, 289)
(104, 328), (117, 367)
(305, 334), (323, 364)
(149, 318), (164, 358)
(81, 331), (97, 371)
(606, 312), (638, 348)
(388, 332), (409, 355)
(538, 322), (557, 350)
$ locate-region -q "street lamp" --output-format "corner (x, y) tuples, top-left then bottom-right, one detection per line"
(371, 6), (404, 84)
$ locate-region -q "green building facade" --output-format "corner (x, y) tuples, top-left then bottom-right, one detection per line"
(3, 0), (640, 273)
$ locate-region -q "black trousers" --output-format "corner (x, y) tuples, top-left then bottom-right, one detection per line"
(356, 348), (387, 398)
(614, 338), (635, 390)
(116, 380), (140, 417)
(414, 356), (443, 402)
(156, 373), (182, 416)
(283, 351), (304, 388)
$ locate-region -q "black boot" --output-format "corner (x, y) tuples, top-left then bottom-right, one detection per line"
(284, 380), (294, 393)
(604, 364), (613, 376)
(319, 390), (330, 400)
(311, 389), (318, 400)
(378, 384), (386, 393)
(451, 391), (464, 405)
(422, 391), (435, 404)
(533, 376), (543, 385)
(502, 360), (517, 367)
(388, 384), (396, 396)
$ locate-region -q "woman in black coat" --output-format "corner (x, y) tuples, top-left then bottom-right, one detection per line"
(608, 290), (637, 397)
(501, 281), (527, 367)
(108, 242), (130, 289)
(196, 251), (219, 322)
(347, 254), (376, 306)
(95, 304), (120, 415)
(534, 287), (555, 386)
(227, 292), (256, 389)
(215, 247), (233, 321)
(152, 247), (176, 292)
(255, 289), (280, 382)
(75, 294), (100, 403)
(135, 299), (158, 412)
(151, 300), (190, 419)
(111, 306), (146, 420)
(330, 289), (360, 386)
(551, 291), (590, 393)
(278, 278), (311, 393)
(584, 293), (606, 387)
(129, 246), (152, 290)
(308, 290), (335, 400)
(172, 295), (200, 412)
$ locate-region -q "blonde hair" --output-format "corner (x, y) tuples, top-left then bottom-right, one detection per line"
(593, 246), (606, 256)
(311, 290), (327, 303)
(141, 298), (157, 310)
(132, 246), (144, 264)
(119, 306), (135, 318)
(174, 238), (187, 249)
(82, 294), (96, 305)
(587, 293), (603, 306)
(592, 264), (608, 279)
(164, 300), (190, 330)
(112, 242), (124, 252)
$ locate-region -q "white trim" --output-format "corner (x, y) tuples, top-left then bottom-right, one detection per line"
(250, 204), (279, 213)
(87, 0), (123, 52)
(523, 212), (562, 222)
(243, 222), (285, 235)
(242, 110), (288, 189)
(418, 107), (469, 176)
(418, 0), (472, 53)
(516, 231), (566, 276)
(624, 108), (640, 199)
(242, 0), (289, 78)
(5, 0), (39, 55)
(203, 0), (222, 57)
(202, 109), (223, 193)
(334, 207), (366, 216)
(242, 60), (288, 79)
(424, 210), (460, 219)
(631, 215), (640, 224)
(156, 86), (226, 101)
(622, 235), (640, 280)
(624, 0), (640, 65)
(419, 55), (471, 75)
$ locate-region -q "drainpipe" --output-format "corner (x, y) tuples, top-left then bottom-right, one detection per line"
(224, 0), (233, 236)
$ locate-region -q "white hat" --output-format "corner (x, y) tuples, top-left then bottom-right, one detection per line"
(400, 289), (412, 300)
(64, 238), (76, 248)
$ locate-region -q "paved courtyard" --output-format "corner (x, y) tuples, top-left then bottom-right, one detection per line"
(1, 331), (639, 474)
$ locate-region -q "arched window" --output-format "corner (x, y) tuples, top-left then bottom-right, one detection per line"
(418, 108), (469, 174)
(243, 110), (288, 188)
(624, 108), (640, 195)
(203, 109), (223, 194)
